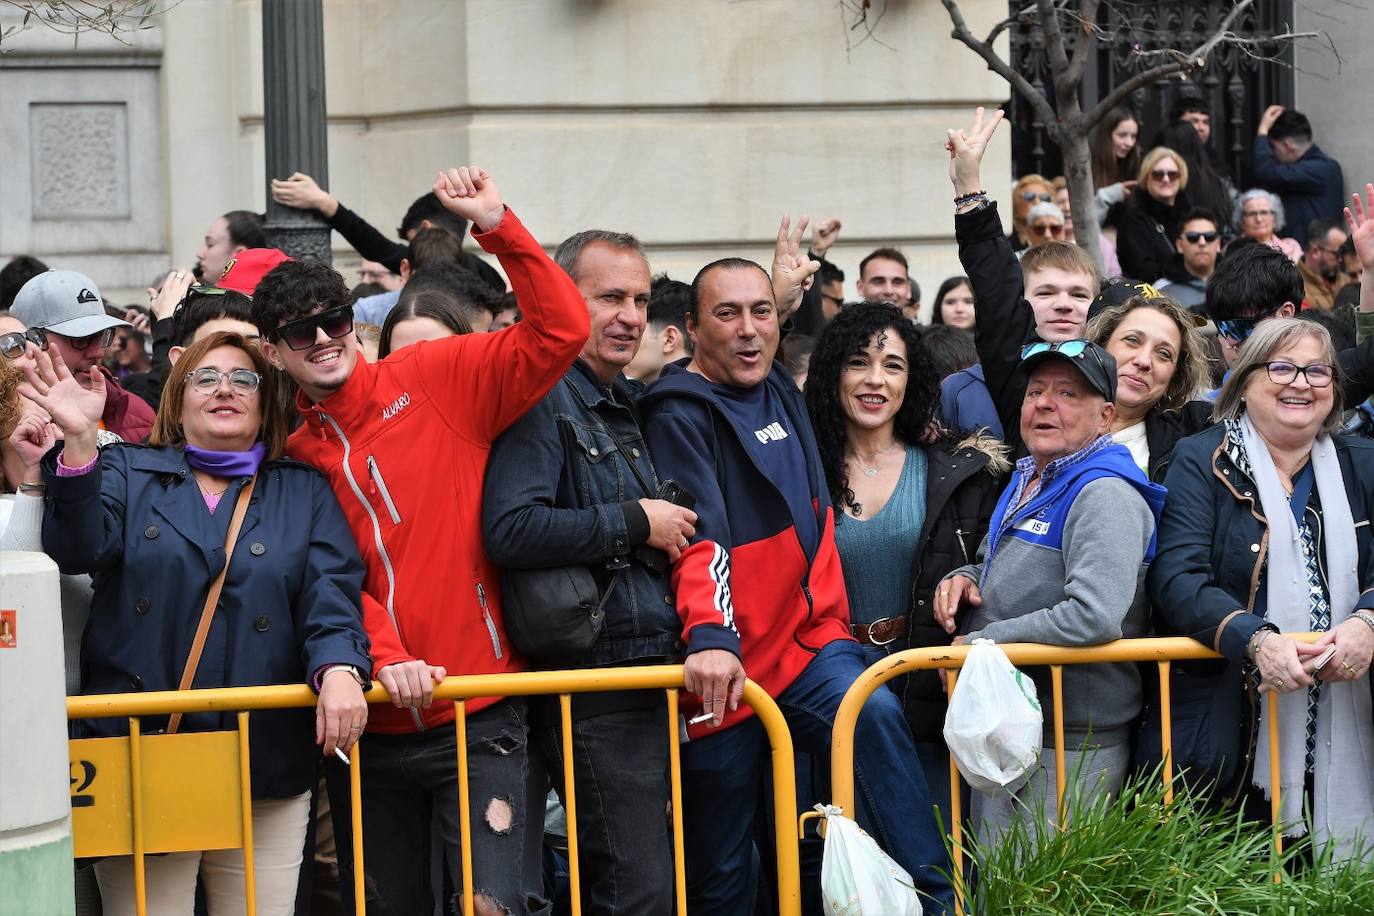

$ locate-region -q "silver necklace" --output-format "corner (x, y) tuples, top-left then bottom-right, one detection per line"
(848, 441), (899, 478)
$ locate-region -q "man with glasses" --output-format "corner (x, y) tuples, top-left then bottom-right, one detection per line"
(251, 165), (588, 916)
(1204, 241), (1374, 406)
(1298, 218), (1351, 311)
(1025, 201), (1067, 247)
(1157, 209), (1222, 310)
(9, 270), (155, 442)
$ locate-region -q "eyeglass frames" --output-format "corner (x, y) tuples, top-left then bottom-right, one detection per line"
(1150, 169), (1181, 183)
(1249, 360), (1335, 388)
(1183, 231), (1219, 244)
(184, 367), (262, 395)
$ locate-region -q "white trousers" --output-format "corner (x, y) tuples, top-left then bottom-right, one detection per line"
(94, 791), (311, 916)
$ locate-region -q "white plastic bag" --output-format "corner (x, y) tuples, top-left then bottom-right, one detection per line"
(818, 804), (923, 916)
(942, 638), (1042, 796)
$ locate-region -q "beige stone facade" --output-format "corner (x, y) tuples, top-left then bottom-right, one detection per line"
(2, 0), (1013, 316)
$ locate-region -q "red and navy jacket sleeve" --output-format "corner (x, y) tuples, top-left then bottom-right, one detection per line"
(642, 397), (741, 659)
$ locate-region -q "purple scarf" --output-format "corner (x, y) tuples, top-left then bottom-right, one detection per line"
(185, 442), (266, 478)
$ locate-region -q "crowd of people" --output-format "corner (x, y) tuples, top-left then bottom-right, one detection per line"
(1, 97), (1373, 916)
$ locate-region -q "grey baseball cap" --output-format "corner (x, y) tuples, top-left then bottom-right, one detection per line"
(10, 270), (129, 338)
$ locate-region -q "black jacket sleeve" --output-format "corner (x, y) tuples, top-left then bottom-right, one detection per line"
(957, 201), (1033, 450)
(1337, 336), (1374, 407)
(327, 202), (408, 274)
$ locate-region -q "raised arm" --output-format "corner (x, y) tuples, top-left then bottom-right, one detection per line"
(412, 166), (589, 441)
(948, 107), (1034, 445)
(272, 172), (407, 273)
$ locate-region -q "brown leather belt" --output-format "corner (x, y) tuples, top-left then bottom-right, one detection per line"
(850, 616), (907, 647)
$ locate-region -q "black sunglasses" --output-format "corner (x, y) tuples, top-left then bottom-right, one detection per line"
(1183, 231), (1219, 244)
(271, 305), (354, 351)
(1020, 192), (1054, 204)
(0, 328), (48, 360)
(35, 327), (116, 351)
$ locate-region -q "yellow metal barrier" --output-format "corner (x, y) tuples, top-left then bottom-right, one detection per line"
(827, 635), (1315, 914)
(67, 666), (801, 916)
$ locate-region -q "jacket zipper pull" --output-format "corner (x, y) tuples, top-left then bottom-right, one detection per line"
(366, 456), (377, 495)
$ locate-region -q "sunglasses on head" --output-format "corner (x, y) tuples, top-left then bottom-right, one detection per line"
(1021, 338), (1111, 382)
(0, 328), (48, 360)
(1183, 231), (1219, 244)
(270, 305), (354, 351)
(1021, 192), (1054, 204)
(1150, 169), (1181, 182)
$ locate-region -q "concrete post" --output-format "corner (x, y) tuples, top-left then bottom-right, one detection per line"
(0, 551), (74, 916)
(261, 0), (332, 263)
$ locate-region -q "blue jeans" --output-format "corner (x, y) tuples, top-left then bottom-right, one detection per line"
(326, 699), (548, 916)
(538, 698), (673, 916)
(682, 640), (955, 916)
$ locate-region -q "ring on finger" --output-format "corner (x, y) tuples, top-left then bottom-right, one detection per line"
(1275, 678), (1286, 691)
(1343, 662), (1358, 676)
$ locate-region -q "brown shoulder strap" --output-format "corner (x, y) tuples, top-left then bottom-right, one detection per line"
(167, 475), (257, 734)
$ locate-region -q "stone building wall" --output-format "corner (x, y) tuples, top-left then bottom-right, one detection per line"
(5, 0), (1016, 312)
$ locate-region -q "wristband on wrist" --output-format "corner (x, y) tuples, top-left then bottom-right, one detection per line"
(321, 664), (367, 688)
(1248, 625), (1278, 660)
(955, 194), (989, 214)
(1352, 610), (1374, 636)
(954, 189), (987, 204)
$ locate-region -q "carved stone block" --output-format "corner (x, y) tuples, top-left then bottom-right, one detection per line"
(30, 103), (131, 220)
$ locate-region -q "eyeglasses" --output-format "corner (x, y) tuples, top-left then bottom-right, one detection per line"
(1150, 169), (1181, 183)
(0, 328), (48, 360)
(41, 327), (116, 351)
(1242, 209), (1274, 219)
(1020, 192), (1054, 204)
(1031, 223), (1064, 237)
(184, 367), (262, 395)
(1183, 231), (1219, 244)
(1254, 360), (1335, 388)
(270, 305), (354, 351)
(1020, 338), (1110, 381)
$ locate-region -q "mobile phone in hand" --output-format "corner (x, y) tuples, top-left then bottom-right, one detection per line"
(1312, 644), (1338, 676)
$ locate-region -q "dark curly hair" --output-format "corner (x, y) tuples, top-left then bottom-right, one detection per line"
(250, 259), (350, 339)
(805, 302), (942, 516)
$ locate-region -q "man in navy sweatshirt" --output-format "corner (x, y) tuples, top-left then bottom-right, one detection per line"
(640, 258), (953, 915)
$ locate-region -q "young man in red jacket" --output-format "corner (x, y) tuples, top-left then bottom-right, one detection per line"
(253, 166), (589, 916)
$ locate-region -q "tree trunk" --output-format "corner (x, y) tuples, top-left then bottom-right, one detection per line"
(1059, 124), (1104, 277)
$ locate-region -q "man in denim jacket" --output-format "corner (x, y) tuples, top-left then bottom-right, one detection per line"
(482, 229), (697, 914)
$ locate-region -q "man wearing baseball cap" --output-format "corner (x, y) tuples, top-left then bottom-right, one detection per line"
(933, 339), (1166, 848)
(11, 270), (155, 442)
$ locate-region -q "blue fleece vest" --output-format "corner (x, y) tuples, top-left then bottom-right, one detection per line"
(985, 442), (1167, 569)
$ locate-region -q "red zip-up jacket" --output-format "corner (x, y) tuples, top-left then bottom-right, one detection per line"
(286, 209), (589, 733)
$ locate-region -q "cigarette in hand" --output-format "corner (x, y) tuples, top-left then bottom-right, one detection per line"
(334, 746), (351, 765)
(688, 712), (715, 726)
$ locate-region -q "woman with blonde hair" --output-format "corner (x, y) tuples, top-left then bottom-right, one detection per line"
(1117, 147), (1191, 281)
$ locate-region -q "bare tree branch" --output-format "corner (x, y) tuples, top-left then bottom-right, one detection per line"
(985, 3), (1037, 47)
(1063, 0), (1101, 88)
(940, 0), (1058, 127)
(0, 0), (177, 46)
(1084, 0), (1255, 127)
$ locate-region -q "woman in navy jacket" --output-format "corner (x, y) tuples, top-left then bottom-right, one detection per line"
(1146, 320), (1374, 852)
(25, 331), (371, 915)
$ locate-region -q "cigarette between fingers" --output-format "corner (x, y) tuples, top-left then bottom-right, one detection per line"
(334, 746), (351, 765)
(688, 712), (715, 726)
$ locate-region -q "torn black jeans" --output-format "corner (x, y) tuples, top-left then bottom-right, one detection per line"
(328, 698), (549, 916)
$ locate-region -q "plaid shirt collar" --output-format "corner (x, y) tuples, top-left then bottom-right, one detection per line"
(1007, 433), (1117, 512)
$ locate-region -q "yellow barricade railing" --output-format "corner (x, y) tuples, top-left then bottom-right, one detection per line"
(828, 635), (1318, 914)
(66, 666), (801, 916)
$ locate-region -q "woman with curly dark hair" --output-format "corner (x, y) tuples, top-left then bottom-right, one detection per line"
(805, 302), (1007, 816)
